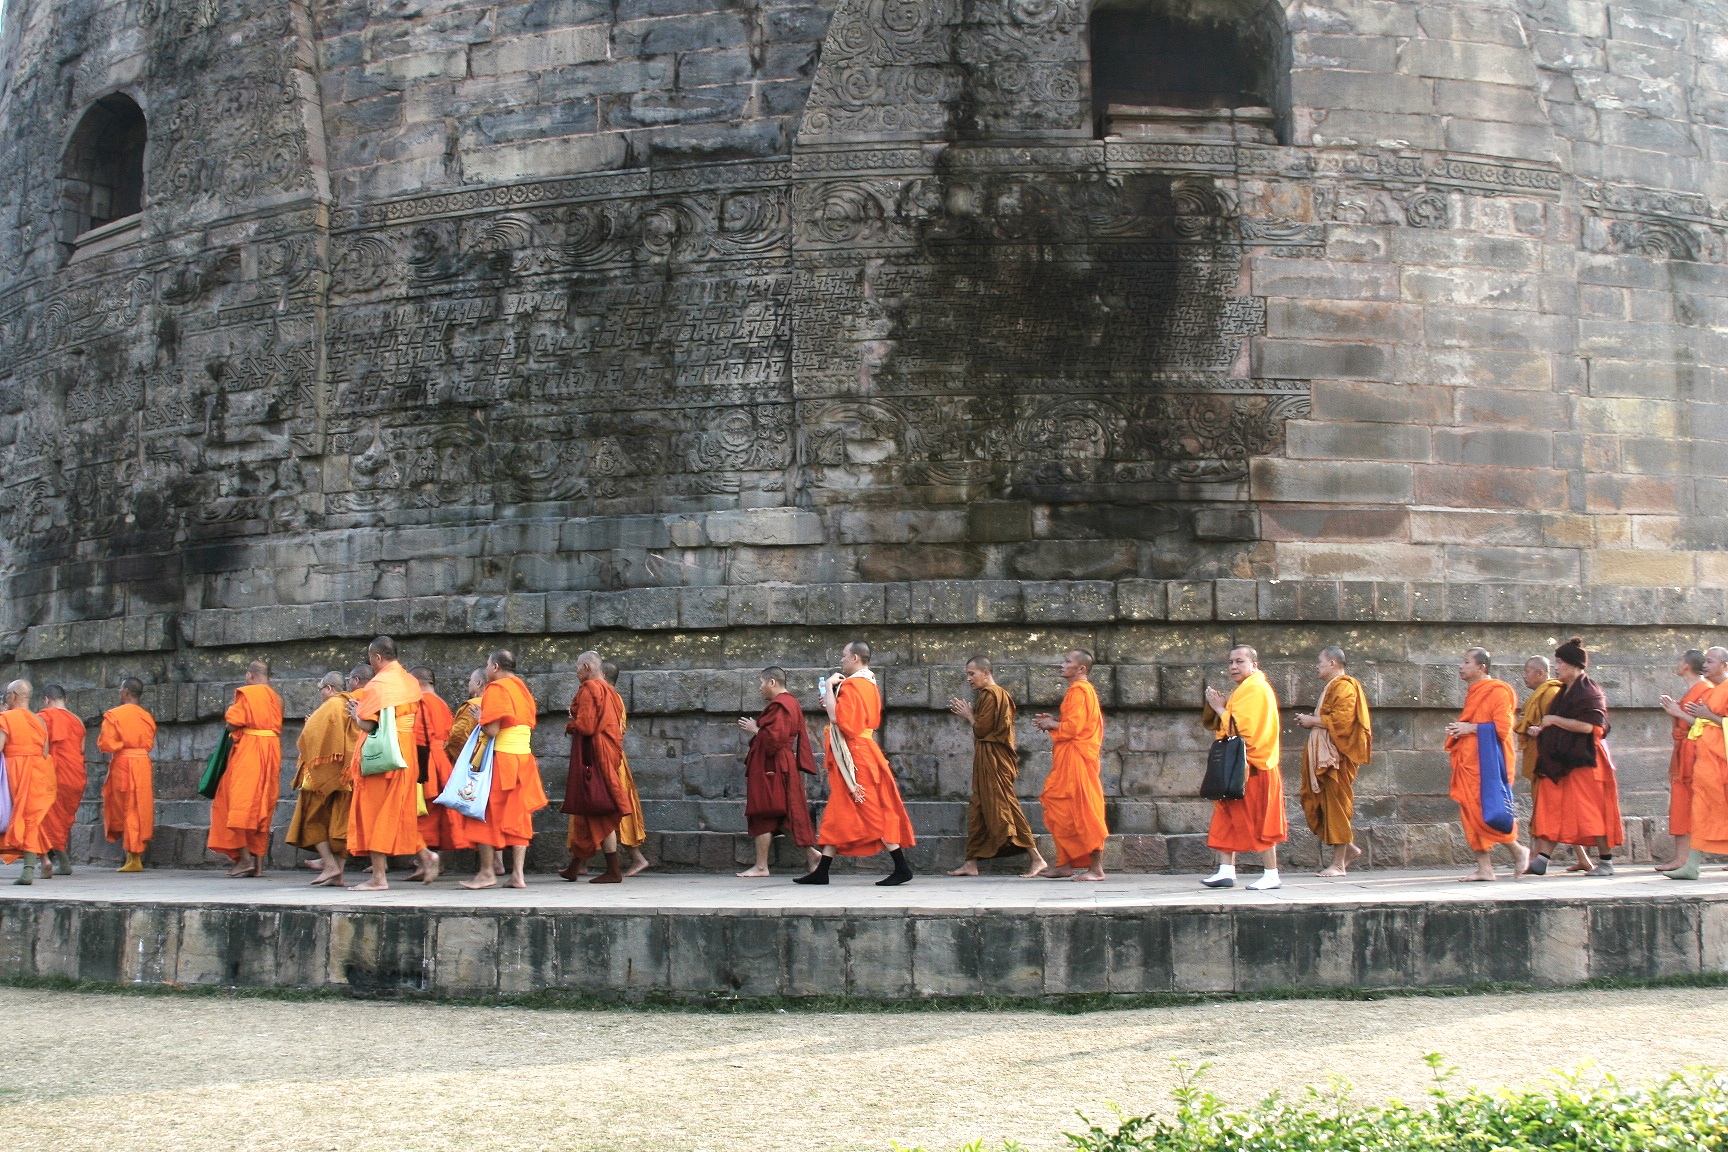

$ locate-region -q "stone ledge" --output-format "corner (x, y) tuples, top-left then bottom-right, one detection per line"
(21, 579), (1726, 663)
(1, 877), (1717, 999)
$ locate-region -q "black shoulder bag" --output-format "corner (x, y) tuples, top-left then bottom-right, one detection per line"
(1201, 716), (1248, 801)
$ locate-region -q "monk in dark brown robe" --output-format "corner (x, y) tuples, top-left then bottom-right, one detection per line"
(947, 656), (1046, 877)
(736, 666), (820, 877)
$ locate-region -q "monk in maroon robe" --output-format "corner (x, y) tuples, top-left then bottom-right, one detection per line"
(737, 666), (820, 877)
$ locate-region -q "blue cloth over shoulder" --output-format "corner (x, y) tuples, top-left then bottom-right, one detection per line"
(1476, 721), (1515, 834)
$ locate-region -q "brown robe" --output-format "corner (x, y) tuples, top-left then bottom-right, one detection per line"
(743, 691), (817, 845)
(964, 683), (1038, 860)
(1298, 673), (1372, 847)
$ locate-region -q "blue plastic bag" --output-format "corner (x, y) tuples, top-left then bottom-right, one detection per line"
(1476, 722), (1516, 834)
(434, 727), (493, 822)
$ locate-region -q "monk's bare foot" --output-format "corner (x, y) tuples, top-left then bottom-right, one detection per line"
(1316, 865), (1347, 877)
(623, 853), (651, 878)
(1512, 843), (1532, 878)
(947, 862), (981, 877)
(1565, 861), (1591, 873)
(351, 877), (389, 891)
(1071, 869), (1106, 882)
(736, 865), (771, 877)
(302, 859), (323, 872)
(1459, 870), (1497, 882)
(310, 868), (344, 886)
(419, 851), (441, 885)
(1019, 856), (1050, 878)
(460, 875), (499, 890)
(1346, 844), (1363, 861)
(225, 862), (252, 878)
(1040, 866), (1081, 879)
(505, 875), (527, 889)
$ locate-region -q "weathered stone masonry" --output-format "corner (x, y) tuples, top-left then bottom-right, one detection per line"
(0, 0), (1725, 869)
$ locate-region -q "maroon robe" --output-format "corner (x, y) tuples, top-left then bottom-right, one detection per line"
(744, 692), (818, 845)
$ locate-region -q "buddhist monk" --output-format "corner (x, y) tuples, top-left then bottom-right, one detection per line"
(737, 666), (821, 877)
(37, 684), (86, 879)
(409, 665), (466, 876)
(0, 680), (55, 885)
(286, 671), (356, 886)
(97, 678), (156, 873)
(1444, 648), (1530, 881)
(1032, 650), (1108, 881)
(1665, 645), (1728, 880)
(1294, 646), (1372, 876)
(346, 636), (439, 891)
(561, 650), (629, 884)
(208, 660), (283, 877)
(1515, 656), (1587, 871)
(1528, 638), (1622, 877)
(946, 656), (1046, 878)
(1201, 645), (1285, 890)
(796, 640), (917, 886)
(446, 668), (485, 760)
(1656, 649), (1710, 871)
(460, 649), (548, 889)
(603, 660), (652, 877)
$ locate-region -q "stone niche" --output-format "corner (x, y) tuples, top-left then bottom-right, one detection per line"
(0, 0), (1717, 872)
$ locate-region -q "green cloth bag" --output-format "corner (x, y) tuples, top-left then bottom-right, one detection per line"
(359, 705), (409, 776)
(198, 730), (233, 800)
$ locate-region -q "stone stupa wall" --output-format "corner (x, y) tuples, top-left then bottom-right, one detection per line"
(0, 0), (1721, 869)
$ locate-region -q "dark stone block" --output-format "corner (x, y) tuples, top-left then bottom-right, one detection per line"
(1588, 901), (1700, 980)
(75, 904), (128, 983)
(331, 912), (430, 994)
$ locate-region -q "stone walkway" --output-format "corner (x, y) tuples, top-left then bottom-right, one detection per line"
(1, 862), (1722, 912)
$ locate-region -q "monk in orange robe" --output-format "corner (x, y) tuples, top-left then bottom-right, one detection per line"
(0, 680), (55, 885)
(461, 649), (549, 889)
(1445, 649), (1529, 881)
(346, 637), (439, 891)
(562, 650), (630, 884)
(208, 660), (284, 877)
(797, 640), (917, 886)
(1529, 638), (1622, 876)
(1666, 645), (1728, 880)
(98, 677), (156, 872)
(37, 683), (87, 878)
(1202, 645), (1285, 890)
(287, 671), (357, 885)
(410, 666), (468, 871)
(1033, 649), (1108, 881)
(1656, 649), (1710, 870)
(1295, 646), (1373, 876)
(603, 660), (653, 877)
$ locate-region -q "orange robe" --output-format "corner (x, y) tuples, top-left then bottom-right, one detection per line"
(1040, 679), (1108, 867)
(1205, 671), (1285, 853)
(286, 692), (357, 854)
(464, 676), (547, 850)
(1447, 677), (1518, 852)
(39, 706), (88, 854)
(815, 673), (917, 856)
(565, 678), (629, 858)
(345, 662), (425, 857)
(98, 703), (156, 855)
(1668, 679), (1711, 837)
(415, 690), (468, 851)
(1684, 679), (1728, 855)
(1531, 675), (1623, 849)
(208, 684), (284, 860)
(0, 709), (55, 862)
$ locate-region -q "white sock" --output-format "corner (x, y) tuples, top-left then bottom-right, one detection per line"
(1247, 868), (1281, 890)
(1204, 864), (1236, 883)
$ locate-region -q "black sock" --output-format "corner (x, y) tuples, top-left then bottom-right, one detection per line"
(1600, 854), (1612, 862)
(812, 855), (832, 877)
(794, 854), (832, 884)
(889, 848), (908, 871)
(1538, 852), (1550, 860)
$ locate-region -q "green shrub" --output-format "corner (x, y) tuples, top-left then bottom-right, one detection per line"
(903, 1055), (1728, 1152)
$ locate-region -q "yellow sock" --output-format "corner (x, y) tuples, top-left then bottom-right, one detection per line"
(118, 852), (144, 872)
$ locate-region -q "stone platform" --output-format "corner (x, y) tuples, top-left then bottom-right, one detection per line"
(3, 865), (1725, 1002)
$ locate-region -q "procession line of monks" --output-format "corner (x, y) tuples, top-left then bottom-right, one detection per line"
(4, 635), (1725, 887)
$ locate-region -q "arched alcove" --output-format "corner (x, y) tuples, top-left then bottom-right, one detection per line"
(59, 93), (147, 247)
(1090, 0), (1289, 143)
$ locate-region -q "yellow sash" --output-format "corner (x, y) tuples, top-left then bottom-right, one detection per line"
(858, 728), (875, 741)
(1688, 718), (1716, 740)
(242, 728), (277, 738)
(495, 724), (533, 754)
